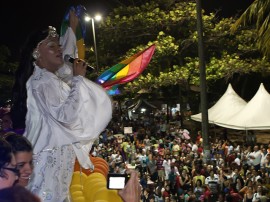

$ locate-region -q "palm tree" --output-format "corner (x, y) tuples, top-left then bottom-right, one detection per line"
(231, 0), (270, 59)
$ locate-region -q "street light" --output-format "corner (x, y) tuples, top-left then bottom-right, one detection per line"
(85, 14), (102, 72)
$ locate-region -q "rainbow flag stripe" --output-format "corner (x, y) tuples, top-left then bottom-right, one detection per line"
(97, 44), (156, 89)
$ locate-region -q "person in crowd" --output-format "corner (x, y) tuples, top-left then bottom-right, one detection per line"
(235, 175), (245, 193)
(162, 184), (171, 200)
(119, 162), (126, 174)
(172, 140), (180, 157)
(143, 135), (151, 151)
(109, 160), (117, 173)
(141, 187), (152, 202)
(121, 138), (130, 161)
(0, 138), (19, 190)
(227, 183), (243, 202)
(153, 187), (163, 202)
(183, 188), (195, 202)
(252, 185), (264, 201)
(138, 150), (148, 174)
(147, 153), (158, 182)
(262, 153), (270, 176)
(0, 185), (41, 202)
(249, 145), (262, 171)
(243, 186), (254, 202)
(205, 169), (220, 202)
(192, 169), (205, 190)
(115, 150), (123, 166)
(156, 154), (165, 182)
(0, 111), (13, 136)
(239, 178), (254, 195)
(260, 145), (267, 166)
(158, 143), (165, 157)
(162, 154), (171, 180)
(140, 173), (148, 190)
(193, 178), (203, 201)
(4, 132), (33, 187)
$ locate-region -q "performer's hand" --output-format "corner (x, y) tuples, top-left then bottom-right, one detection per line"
(118, 170), (141, 202)
(73, 58), (87, 77)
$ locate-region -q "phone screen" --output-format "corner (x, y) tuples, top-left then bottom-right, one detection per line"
(108, 176), (126, 189)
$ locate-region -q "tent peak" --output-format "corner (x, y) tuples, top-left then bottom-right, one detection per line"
(259, 83), (266, 91)
(253, 83), (269, 98)
(225, 83), (240, 97)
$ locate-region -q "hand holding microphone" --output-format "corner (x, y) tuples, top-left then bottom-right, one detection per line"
(72, 58), (87, 77)
(64, 55), (95, 74)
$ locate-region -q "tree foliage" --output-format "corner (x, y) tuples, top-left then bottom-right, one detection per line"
(95, 0), (269, 99)
(0, 45), (17, 105)
(231, 0), (270, 59)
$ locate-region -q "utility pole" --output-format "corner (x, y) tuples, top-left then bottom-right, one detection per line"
(196, 0), (210, 163)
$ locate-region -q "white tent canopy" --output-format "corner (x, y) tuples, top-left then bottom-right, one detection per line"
(215, 83), (270, 130)
(191, 84), (247, 124)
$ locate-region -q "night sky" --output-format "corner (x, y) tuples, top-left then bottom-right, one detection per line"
(0, 0), (254, 58)
(0, 0), (113, 56)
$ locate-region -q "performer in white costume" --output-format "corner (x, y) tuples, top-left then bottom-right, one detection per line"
(12, 11), (112, 202)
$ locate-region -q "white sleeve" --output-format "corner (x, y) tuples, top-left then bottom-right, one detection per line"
(32, 76), (84, 125)
(60, 27), (78, 57)
(57, 27), (78, 85)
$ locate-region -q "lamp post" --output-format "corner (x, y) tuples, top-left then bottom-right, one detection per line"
(85, 14), (102, 72)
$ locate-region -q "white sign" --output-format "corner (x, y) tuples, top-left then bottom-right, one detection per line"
(124, 127), (133, 134)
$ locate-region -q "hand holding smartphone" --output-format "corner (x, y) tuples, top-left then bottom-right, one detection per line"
(118, 170), (141, 202)
(107, 173), (129, 190)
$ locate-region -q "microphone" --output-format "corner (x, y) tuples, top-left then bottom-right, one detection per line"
(64, 55), (95, 72)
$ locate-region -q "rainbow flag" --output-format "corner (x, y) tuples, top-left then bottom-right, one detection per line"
(106, 85), (121, 96)
(60, 5), (86, 59)
(97, 44), (156, 89)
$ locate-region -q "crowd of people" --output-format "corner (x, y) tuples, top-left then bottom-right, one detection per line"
(90, 112), (270, 202)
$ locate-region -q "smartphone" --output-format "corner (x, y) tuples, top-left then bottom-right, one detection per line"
(107, 173), (129, 189)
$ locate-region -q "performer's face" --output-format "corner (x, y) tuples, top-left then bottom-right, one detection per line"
(35, 37), (63, 72)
